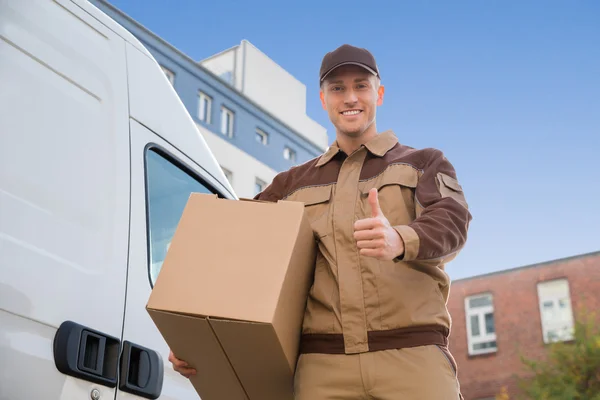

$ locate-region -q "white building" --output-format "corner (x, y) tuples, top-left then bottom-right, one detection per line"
(197, 40), (329, 198)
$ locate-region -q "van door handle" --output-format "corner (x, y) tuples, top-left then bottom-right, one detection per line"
(53, 321), (120, 387)
(119, 341), (163, 399)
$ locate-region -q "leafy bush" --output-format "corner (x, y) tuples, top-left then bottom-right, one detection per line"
(518, 310), (600, 400)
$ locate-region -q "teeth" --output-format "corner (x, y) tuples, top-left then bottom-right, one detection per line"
(343, 110), (361, 116)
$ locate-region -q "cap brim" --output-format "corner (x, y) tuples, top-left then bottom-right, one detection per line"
(320, 62), (378, 82)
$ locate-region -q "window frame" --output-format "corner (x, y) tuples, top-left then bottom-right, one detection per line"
(143, 145), (225, 288)
(198, 91), (212, 124)
(221, 166), (233, 184)
(160, 65), (175, 85)
(255, 128), (269, 145)
(283, 146), (296, 162)
(255, 177), (267, 196)
(464, 292), (498, 356)
(537, 278), (575, 343)
(220, 106), (235, 137)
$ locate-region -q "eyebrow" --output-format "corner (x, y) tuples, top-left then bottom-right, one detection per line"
(328, 77), (370, 85)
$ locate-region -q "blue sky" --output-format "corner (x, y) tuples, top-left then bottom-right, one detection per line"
(104, 0), (599, 280)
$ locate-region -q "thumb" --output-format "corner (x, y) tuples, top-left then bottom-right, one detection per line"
(368, 188), (382, 217)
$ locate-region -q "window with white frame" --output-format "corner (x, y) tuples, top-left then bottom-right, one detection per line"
(537, 279), (574, 343)
(160, 65), (175, 85)
(220, 106), (234, 137)
(198, 92), (212, 123)
(255, 178), (266, 196)
(221, 166), (233, 184)
(283, 146), (296, 162)
(255, 128), (268, 145)
(465, 293), (497, 355)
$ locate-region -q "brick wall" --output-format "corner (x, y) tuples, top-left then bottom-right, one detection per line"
(447, 251), (600, 399)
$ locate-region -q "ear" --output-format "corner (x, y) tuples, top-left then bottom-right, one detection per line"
(320, 90), (327, 110)
(377, 84), (385, 106)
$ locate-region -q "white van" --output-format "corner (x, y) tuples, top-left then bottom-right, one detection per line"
(0, 0), (237, 398)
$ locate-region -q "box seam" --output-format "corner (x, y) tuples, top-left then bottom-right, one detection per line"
(207, 317), (252, 400)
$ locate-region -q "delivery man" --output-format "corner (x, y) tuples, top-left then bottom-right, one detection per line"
(170, 44), (471, 399)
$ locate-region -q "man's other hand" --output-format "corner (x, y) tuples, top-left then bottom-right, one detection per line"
(354, 188), (405, 260)
(169, 349), (196, 378)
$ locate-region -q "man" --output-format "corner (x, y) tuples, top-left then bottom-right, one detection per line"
(170, 44), (471, 399)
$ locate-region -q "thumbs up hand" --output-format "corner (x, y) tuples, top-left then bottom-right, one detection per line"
(353, 188), (405, 261)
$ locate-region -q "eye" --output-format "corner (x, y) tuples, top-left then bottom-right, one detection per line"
(330, 86), (343, 92)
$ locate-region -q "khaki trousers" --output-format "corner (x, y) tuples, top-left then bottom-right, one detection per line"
(293, 345), (462, 400)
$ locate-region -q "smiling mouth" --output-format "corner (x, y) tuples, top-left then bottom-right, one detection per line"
(341, 110), (362, 116)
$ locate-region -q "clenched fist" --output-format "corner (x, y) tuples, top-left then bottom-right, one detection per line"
(353, 188), (405, 261)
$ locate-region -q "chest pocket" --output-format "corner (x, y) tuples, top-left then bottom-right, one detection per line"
(289, 185), (333, 239)
(358, 164), (419, 226)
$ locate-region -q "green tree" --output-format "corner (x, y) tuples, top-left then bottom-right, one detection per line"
(518, 310), (600, 400)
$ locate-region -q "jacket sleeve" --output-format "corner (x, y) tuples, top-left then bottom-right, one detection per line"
(393, 149), (472, 266)
(253, 171), (287, 202)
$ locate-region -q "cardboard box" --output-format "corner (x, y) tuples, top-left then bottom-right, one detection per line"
(146, 193), (317, 400)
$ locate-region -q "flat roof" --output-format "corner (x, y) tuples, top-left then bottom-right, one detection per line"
(453, 250), (600, 283)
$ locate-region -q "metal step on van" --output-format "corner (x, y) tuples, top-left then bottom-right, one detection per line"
(0, 0), (237, 398)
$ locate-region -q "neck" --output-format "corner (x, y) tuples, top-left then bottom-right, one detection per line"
(336, 123), (378, 155)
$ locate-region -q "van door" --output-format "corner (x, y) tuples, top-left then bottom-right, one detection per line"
(0, 0), (130, 399)
(115, 119), (229, 399)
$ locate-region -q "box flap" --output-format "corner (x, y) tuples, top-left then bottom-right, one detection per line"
(147, 309), (248, 400)
(210, 318), (295, 400)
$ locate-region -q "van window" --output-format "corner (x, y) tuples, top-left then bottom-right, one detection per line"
(145, 148), (216, 285)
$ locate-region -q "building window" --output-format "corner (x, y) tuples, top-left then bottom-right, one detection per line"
(537, 279), (574, 343)
(198, 92), (212, 123)
(255, 128), (268, 145)
(283, 146), (296, 162)
(255, 178), (266, 196)
(160, 65), (175, 85)
(221, 166), (233, 184)
(465, 293), (497, 355)
(221, 106), (234, 137)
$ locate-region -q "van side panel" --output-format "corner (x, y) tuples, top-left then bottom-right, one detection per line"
(0, 0), (130, 398)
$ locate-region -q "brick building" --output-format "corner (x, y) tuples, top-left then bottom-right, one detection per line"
(447, 250), (600, 399)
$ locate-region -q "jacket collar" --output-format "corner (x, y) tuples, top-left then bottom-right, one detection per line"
(363, 130), (399, 157)
(316, 130), (398, 167)
(315, 143), (341, 167)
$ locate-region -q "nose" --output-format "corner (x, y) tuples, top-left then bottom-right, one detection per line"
(343, 88), (358, 104)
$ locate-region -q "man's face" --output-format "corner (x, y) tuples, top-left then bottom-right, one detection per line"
(320, 65), (384, 139)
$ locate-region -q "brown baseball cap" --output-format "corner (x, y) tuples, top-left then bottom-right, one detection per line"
(319, 44), (380, 83)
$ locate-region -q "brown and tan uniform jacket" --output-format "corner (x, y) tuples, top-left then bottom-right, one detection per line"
(255, 130), (472, 356)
